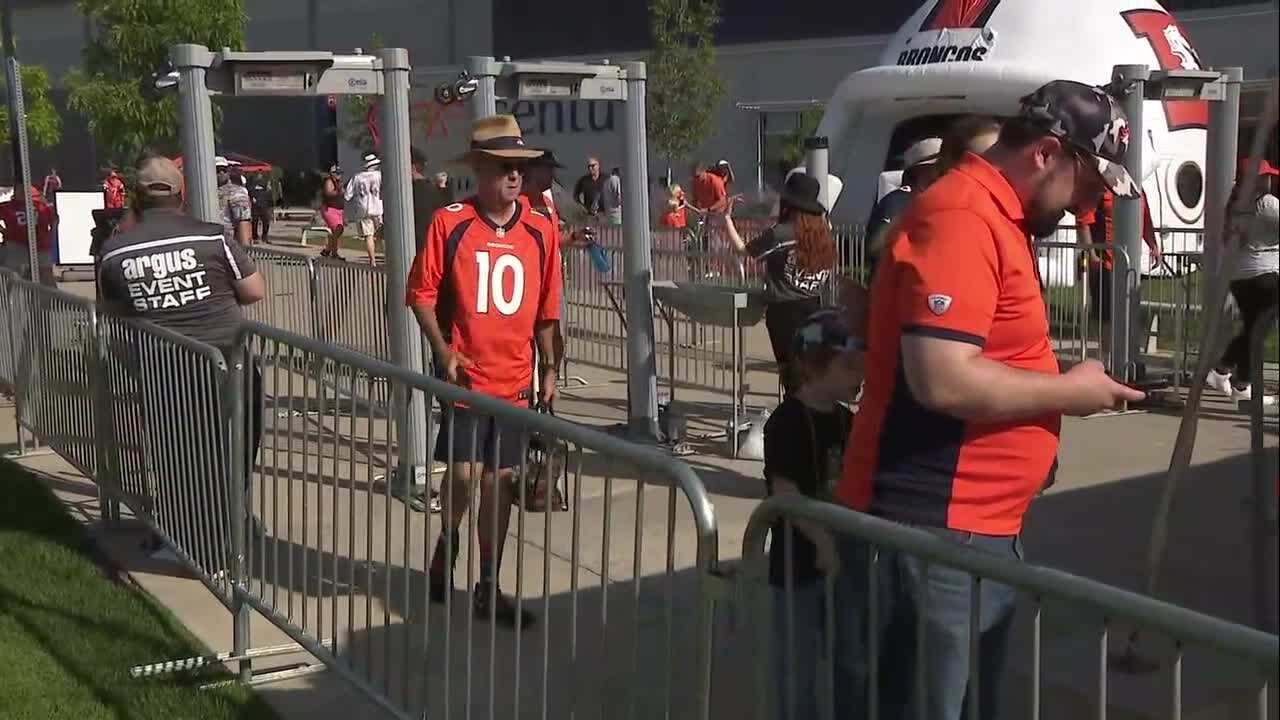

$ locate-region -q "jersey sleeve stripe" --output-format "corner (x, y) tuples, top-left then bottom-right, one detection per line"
(97, 234), (226, 264)
(902, 324), (986, 347)
(521, 222), (547, 270)
(441, 217), (474, 288)
(222, 240), (244, 280)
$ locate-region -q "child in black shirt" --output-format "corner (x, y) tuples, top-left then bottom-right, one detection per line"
(764, 308), (863, 719)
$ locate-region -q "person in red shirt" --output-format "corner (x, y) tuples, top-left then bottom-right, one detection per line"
(103, 169), (127, 210)
(836, 82), (1143, 719)
(406, 114), (562, 629)
(0, 186), (58, 285)
(660, 184), (688, 229)
(690, 162), (728, 214)
(1075, 191), (1162, 359)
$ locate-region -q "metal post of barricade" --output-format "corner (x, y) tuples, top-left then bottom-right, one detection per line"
(224, 344), (252, 684)
(378, 47), (430, 495)
(1248, 304), (1278, 634)
(1111, 64), (1148, 384)
(1204, 67), (1242, 281)
(172, 44), (219, 224)
(88, 310), (121, 524)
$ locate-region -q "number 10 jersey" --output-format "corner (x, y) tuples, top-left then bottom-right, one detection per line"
(406, 198), (562, 404)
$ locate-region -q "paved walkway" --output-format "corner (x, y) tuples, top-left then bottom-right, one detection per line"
(4, 263), (1277, 719)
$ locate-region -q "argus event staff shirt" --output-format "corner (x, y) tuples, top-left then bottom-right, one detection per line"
(96, 207), (257, 353)
(838, 153), (1061, 536)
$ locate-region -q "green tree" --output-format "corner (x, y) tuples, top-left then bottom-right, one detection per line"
(66, 0), (246, 165)
(777, 106), (824, 175)
(340, 34), (383, 154)
(0, 64), (62, 149)
(646, 0), (725, 181)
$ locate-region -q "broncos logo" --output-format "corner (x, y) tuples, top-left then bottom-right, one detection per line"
(1162, 25), (1200, 70)
(1123, 9), (1208, 131)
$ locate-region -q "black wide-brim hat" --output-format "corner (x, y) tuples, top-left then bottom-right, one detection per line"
(779, 171), (826, 215)
(526, 149), (565, 169)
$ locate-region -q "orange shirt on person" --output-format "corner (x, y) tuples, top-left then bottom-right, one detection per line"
(405, 198), (562, 405)
(691, 171), (727, 213)
(103, 174), (126, 209)
(837, 153), (1061, 536)
(661, 189), (688, 229)
(1077, 192), (1157, 270)
(0, 195), (58, 251)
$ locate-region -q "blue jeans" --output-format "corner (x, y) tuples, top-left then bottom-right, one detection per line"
(773, 576), (867, 720)
(871, 529), (1021, 720)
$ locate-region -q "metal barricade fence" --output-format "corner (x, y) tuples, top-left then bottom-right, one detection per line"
(311, 256), (390, 359)
(5, 273), (99, 473)
(96, 312), (239, 597)
(1034, 237), (1131, 374)
(738, 495), (1279, 720)
(1144, 248), (1205, 389)
(237, 319), (721, 719)
(244, 247), (316, 338)
(0, 267), (325, 684)
(0, 268), (15, 391)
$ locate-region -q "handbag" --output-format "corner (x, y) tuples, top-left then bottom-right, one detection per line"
(519, 402), (570, 512)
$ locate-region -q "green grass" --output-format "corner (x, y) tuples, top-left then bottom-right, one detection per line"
(0, 461), (279, 720)
(1043, 272), (1280, 363)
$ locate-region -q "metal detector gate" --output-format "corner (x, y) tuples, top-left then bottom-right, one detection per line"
(1109, 65), (1241, 388)
(167, 42), (430, 685)
(464, 56), (662, 441)
(172, 43), (430, 490)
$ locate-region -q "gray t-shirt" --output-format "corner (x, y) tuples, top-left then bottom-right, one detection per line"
(96, 207), (257, 353)
(1235, 193), (1279, 280)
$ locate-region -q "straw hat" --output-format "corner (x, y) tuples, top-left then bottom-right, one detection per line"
(452, 115), (543, 164)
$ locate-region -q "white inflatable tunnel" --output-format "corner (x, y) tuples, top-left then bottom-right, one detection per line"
(812, 0), (1211, 269)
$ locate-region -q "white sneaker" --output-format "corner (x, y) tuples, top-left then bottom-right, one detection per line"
(1230, 384), (1279, 407)
(1206, 369), (1233, 395)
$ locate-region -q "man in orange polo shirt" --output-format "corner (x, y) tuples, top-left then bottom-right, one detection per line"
(836, 81), (1144, 719)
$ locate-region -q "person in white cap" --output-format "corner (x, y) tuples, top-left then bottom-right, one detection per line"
(865, 137), (943, 275)
(345, 153), (384, 264)
(216, 155), (252, 246)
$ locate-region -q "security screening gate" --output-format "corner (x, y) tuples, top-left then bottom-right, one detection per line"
(172, 43), (431, 495)
(162, 42), (431, 685)
(1109, 65), (1240, 388)
(463, 56), (664, 443)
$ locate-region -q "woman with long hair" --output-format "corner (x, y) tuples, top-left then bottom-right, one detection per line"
(725, 172), (836, 393)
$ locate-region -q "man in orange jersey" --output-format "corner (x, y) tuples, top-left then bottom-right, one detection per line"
(406, 115), (562, 629)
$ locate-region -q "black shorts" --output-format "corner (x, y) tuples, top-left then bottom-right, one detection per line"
(433, 404), (527, 470)
(1087, 265), (1113, 321)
